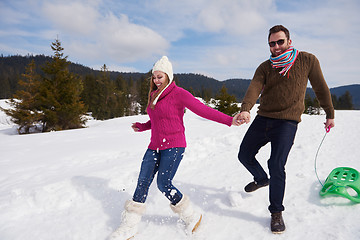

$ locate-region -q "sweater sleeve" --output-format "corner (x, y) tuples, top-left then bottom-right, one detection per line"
(179, 88), (233, 127)
(308, 54), (335, 119)
(135, 120), (151, 132)
(240, 62), (267, 112)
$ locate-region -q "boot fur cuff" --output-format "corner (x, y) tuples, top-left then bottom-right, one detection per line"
(125, 200), (146, 215)
(170, 194), (190, 213)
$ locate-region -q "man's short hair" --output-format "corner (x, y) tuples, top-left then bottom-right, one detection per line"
(268, 25), (290, 40)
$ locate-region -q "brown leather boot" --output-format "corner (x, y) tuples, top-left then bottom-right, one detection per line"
(271, 212), (285, 234)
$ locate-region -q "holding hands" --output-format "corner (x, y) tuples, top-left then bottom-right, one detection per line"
(233, 111), (251, 126)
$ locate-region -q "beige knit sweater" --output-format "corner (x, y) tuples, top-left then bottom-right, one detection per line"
(240, 51), (334, 122)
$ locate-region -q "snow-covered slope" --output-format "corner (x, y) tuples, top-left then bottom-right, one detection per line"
(1, 100), (359, 240)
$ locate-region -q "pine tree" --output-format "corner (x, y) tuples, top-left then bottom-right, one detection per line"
(189, 87), (196, 96)
(37, 38), (87, 131)
(201, 87), (213, 104)
(337, 91), (354, 110)
(128, 77), (139, 115)
(85, 64), (129, 120)
(90, 64), (112, 120)
(304, 93), (321, 115)
(2, 60), (42, 134)
(331, 94), (338, 109)
(105, 71), (126, 119)
(313, 97), (321, 115)
(114, 74), (129, 117)
(139, 73), (150, 114)
(212, 85), (240, 116)
(81, 74), (98, 116)
(304, 93), (313, 114)
(0, 77), (12, 99)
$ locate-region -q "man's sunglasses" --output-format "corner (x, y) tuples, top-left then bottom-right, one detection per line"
(268, 39), (285, 47)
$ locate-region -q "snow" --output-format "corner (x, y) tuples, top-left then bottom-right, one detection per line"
(1, 99), (360, 240)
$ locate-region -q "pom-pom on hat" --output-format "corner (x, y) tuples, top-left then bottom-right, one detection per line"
(151, 56), (174, 105)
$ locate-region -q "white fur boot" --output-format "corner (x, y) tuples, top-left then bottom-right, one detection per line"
(109, 200), (146, 240)
(170, 195), (202, 234)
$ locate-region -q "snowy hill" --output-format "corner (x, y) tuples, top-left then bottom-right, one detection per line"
(0, 99), (359, 240)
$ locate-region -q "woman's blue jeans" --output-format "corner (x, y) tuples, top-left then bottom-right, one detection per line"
(133, 148), (185, 205)
(238, 115), (298, 213)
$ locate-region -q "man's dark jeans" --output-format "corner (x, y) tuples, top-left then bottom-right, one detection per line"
(238, 115), (298, 213)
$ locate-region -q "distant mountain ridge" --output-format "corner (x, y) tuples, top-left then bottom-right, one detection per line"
(173, 73), (360, 109)
(326, 84), (360, 109)
(0, 55), (359, 109)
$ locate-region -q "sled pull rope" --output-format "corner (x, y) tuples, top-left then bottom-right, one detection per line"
(314, 126), (331, 187)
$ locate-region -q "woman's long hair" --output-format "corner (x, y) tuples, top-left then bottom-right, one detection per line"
(147, 73), (170, 110)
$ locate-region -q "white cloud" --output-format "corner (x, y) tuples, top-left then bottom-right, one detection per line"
(43, 1), (99, 36)
(195, 0), (273, 36)
(98, 13), (169, 60)
(1, 0), (359, 87)
(41, 0), (170, 64)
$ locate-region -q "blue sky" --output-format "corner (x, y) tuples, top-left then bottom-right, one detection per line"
(1, 0), (359, 88)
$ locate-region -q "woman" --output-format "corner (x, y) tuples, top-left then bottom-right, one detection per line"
(110, 56), (240, 239)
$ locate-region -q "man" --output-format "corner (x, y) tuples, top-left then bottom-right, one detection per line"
(237, 25), (335, 234)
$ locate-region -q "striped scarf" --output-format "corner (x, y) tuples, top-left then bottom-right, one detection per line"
(270, 46), (299, 77)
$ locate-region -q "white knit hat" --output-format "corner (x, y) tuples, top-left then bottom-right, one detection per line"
(151, 56), (174, 105)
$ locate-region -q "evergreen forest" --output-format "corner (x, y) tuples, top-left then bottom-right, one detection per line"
(0, 39), (358, 134)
